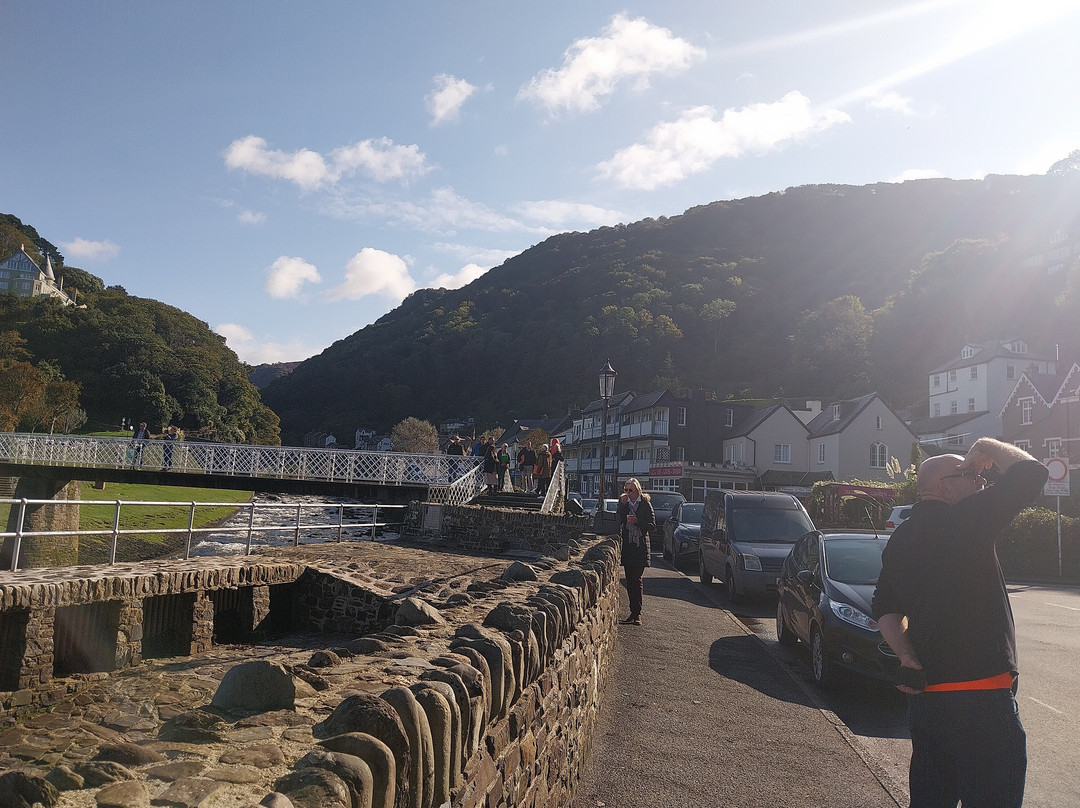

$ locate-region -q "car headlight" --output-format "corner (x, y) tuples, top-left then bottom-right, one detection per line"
(829, 600), (878, 631)
(741, 553), (762, 571)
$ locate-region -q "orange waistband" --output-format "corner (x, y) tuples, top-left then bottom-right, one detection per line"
(923, 672), (1014, 692)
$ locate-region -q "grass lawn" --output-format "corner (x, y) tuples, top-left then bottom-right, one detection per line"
(1, 481), (253, 564)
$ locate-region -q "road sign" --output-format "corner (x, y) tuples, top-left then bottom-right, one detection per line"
(1043, 457), (1070, 497)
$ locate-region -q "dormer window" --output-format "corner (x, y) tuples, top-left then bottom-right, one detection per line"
(832, 404), (841, 420)
(962, 346), (974, 359)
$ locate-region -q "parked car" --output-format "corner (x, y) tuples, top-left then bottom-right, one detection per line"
(646, 491), (686, 551)
(662, 501), (703, 569)
(698, 491), (815, 602)
(580, 498), (599, 517)
(592, 498), (620, 535)
(885, 505), (912, 530)
(776, 530), (899, 688)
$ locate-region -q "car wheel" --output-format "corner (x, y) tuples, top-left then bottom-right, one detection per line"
(810, 625), (834, 688)
(725, 566), (743, 604)
(776, 599), (798, 646)
(698, 554), (713, 584)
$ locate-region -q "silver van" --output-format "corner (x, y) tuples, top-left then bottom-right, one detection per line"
(698, 491), (816, 602)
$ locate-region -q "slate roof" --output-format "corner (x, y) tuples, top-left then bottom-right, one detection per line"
(930, 338), (1052, 373)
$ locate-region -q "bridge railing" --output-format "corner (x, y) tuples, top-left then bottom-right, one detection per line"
(0, 497), (408, 571)
(428, 462), (485, 506)
(0, 432), (482, 487)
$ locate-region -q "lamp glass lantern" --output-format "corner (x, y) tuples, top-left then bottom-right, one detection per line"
(597, 360), (617, 499)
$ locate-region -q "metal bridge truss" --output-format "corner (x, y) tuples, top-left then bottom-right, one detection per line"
(0, 432), (483, 490)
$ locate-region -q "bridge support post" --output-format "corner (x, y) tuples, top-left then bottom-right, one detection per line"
(1, 475), (80, 570)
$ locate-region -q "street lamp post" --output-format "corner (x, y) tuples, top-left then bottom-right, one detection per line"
(597, 360), (617, 499)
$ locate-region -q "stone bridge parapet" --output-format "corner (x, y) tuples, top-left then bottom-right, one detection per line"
(0, 522), (621, 808)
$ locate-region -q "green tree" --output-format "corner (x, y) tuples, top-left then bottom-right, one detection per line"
(790, 296), (873, 398)
(390, 417), (439, 453)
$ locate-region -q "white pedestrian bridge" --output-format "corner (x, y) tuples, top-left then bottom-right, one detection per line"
(0, 432), (485, 506)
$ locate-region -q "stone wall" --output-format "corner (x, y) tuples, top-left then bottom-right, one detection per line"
(0, 533), (623, 808)
(402, 501), (592, 558)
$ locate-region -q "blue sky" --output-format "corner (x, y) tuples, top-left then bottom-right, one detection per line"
(3, 1), (1079, 365)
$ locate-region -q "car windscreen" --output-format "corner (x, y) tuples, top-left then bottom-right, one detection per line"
(649, 493), (684, 509)
(730, 507), (814, 543)
(679, 503), (704, 524)
(823, 538), (887, 585)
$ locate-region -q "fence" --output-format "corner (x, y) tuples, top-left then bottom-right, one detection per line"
(0, 497), (408, 571)
(0, 432), (480, 486)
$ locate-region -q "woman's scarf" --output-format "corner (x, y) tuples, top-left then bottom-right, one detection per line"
(626, 498), (644, 546)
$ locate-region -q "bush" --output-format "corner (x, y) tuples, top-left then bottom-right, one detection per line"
(998, 507), (1080, 581)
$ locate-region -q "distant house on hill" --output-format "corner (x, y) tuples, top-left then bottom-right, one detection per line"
(0, 245), (72, 305)
(921, 338), (1057, 449)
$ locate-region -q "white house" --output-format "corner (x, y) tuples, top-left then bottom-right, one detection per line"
(0, 246), (72, 304)
(805, 393), (919, 483)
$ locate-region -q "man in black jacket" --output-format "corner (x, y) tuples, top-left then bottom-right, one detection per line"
(873, 437), (1048, 808)
(517, 441), (537, 493)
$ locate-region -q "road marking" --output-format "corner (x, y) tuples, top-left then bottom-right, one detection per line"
(1027, 697), (1065, 715)
(1045, 602), (1080, 611)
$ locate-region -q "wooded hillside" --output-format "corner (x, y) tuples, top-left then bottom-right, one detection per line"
(262, 174), (1080, 444)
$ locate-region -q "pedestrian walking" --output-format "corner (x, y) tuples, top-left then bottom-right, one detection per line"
(517, 441), (536, 492)
(534, 443), (552, 495)
(617, 477), (654, 625)
(162, 425), (178, 470)
(129, 422), (150, 469)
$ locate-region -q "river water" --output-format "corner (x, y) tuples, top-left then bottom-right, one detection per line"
(188, 492), (406, 556)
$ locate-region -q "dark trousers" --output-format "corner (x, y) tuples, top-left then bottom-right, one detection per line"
(907, 688), (1026, 808)
(623, 563), (645, 617)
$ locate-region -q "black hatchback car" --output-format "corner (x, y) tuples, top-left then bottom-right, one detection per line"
(775, 530), (899, 688)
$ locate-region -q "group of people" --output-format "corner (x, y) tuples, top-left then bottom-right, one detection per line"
(128, 422), (180, 470)
(444, 435), (563, 495)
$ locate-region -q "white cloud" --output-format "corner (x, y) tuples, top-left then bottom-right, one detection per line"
(892, 168), (944, 182)
(427, 74), (477, 125)
(215, 322), (318, 364)
(327, 248), (417, 301)
(868, 91), (915, 115)
(225, 135), (429, 190)
(329, 187), (543, 236)
(61, 237), (121, 262)
(265, 256), (322, 299)
(431, 263), (489, 289)
(514, 200), (625, 228)
(518, 14), (705, 114)
(597, 92), (851, 190)
(432, 242), (521, 267)
(238, 210), (266, 225)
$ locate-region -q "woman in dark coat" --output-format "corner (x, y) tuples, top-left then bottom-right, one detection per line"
(616, 477), (654, 625)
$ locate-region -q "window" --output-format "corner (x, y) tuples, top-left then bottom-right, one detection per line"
(726, 444), (743, 464)
(724, 409), (733, 427)
(1020, 398), (1033, 425)
(870, 442), (888, 468)
(676, 407), (687, 427)
(1047, 439), (1061, 459)
(817, 443), (826, 464)
(950, 400), (958, 415)
(932, 374), (941, 388)
(932, 403), (941, 417)
(947, 433), (963, 446)
(674, 446), (686, 461)
(970, 366), (978, 380)
(962, 347), (973, 359)
(968, 398), (976, 412)
(1015, 440), (1031, 452)
(1006, 364), (1016, 380)
(832, 404), (841, 420)
(875, 415), (883, 430)
(774, 444), (791, 464)
(949, 370), (957, 382)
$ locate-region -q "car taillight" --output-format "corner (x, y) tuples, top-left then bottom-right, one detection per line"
(886, 521), (896, 528)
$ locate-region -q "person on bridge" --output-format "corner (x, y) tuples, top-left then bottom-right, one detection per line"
(617, 477), (654, 626)
(163, 425), (178, 470)
(130, 422), (150, 469)
(481, 437), (499, 495)
(872, 437), (1048, 808)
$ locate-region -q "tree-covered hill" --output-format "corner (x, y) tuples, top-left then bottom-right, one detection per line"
(0, 220), (280, 444)
(262, 174), (1080, 444)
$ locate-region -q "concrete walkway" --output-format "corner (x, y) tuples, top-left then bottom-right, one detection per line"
(574, 562), (904, 808)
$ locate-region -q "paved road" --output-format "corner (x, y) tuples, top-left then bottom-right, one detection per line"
(574, 560), (902, 808)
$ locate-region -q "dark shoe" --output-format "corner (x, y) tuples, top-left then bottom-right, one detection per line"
(620, 616), (641, 625)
